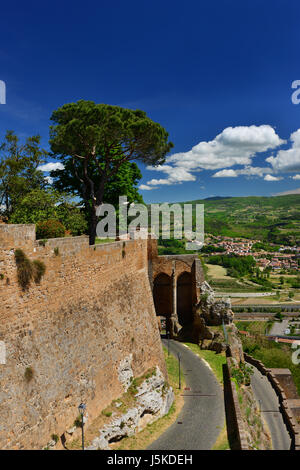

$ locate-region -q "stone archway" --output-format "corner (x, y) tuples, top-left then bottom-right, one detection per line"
(153, 273), (173, 319)
(177, 271), (193, 326)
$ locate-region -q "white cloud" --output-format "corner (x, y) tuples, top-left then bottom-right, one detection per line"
(266, 128), (300, 172)
(238, 166), (272, 177)
(168, 125), (284, 171)
(213, 169), (238, 178)
(139, 184), (158, 190)
(213, 166), (273, 178)
(291, 174), (300, 180)
(264, 174), (283, 181)
(146, 164), (196, 186)
(145, 125), (283, 188)
(37, 162), (64, 172)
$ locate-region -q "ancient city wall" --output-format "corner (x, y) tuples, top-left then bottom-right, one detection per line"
(0, 225), (166, 449)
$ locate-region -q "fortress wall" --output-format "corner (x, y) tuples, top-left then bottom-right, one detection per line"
(0, 225), (166, 449)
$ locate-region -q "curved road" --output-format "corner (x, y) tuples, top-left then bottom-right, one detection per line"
(148, 339), (225, 450)
(250, 365), (291, 450)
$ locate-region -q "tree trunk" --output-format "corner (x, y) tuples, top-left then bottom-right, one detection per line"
(88, 181), (105, 245)
(89, 205), (97, 245)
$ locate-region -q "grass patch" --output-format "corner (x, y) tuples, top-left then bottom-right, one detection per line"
(184, 343), (226, 384)
(95, 238), (115, 244)
(235, 321), (271, 335)
(212, 423), (230, 450)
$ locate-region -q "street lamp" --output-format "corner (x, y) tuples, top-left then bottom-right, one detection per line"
(177, 353), (181, 389)
(78, 402), (86, 450)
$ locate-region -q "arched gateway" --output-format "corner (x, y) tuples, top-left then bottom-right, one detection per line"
(177, 271), (193, 326)
(153, 273), (172, 317)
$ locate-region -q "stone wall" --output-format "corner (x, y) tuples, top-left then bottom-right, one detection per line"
(244, 353), (300, 450)
(0, 225), (166, 449)
(223, 357), (250, 450)
(224, 356), (272, 450)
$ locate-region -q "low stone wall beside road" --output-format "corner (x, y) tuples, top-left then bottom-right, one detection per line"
(244, 353), (300, 450)
(223, 357), (250, 450)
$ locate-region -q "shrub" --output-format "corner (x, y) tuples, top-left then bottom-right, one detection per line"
(74, 416), (82, 428)
(36, 219), (65, 239)
(61, 211), (87, 236)
(54, 247), (59, 256)
(15, 249), (33, 290)
(231, 362), (253, 386)
(51, 434), (59, 443)
(32, 260), (46, 284)
(15, 249), (46, 290)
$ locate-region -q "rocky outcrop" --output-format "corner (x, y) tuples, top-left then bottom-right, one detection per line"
(199, 281), (234, 326)
(118, 354), (134, 392)
(86, 366), (174, 450)
(227, 323), (244, 363)
(178, 281), (233, 350)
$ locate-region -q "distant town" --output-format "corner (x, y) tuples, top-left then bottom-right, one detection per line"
(205, 236), (300, 273)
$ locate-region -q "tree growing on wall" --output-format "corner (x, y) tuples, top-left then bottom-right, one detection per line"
(49, 100), (173, 244)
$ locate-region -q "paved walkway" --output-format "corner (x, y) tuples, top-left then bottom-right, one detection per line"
(148, 340), (225, 450)
(250, 365), (291, 450)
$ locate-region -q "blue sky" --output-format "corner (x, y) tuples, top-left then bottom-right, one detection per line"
(1, 0), (300, 202)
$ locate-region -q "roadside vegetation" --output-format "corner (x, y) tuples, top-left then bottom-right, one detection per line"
(234, 321), (300, 395)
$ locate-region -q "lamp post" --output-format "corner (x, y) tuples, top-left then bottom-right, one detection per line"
(177, 353), (181, 389)
(78, 402), (86, 450)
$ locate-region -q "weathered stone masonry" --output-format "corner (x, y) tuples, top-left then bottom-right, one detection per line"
(0, 225), (166, 449)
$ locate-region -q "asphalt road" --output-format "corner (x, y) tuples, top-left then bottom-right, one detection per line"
(250, 365), (291, 450)
(147, 339), (225, 450)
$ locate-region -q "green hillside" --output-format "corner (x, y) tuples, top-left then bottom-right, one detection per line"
(182, 194), (300, 244)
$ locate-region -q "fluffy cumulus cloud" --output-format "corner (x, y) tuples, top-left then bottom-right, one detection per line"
(37, 162), (64, 172)
(167, 125), (284, 171)
(264, 174), (283, 181)
(145, 164), (196, 186)
(213, 169), (238, 178)
(141, 125), (284, 189)
(139, 184), (158, 190)
(266, 129), (300, 172)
